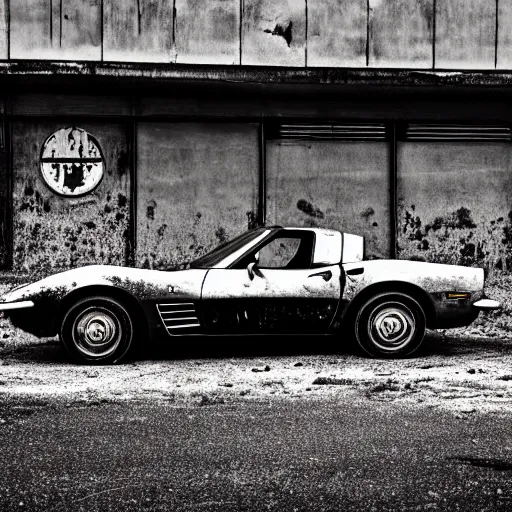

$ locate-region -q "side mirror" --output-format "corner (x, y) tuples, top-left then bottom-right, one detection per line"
(247, 261), (256, 280)
(247, 252), (263, 281)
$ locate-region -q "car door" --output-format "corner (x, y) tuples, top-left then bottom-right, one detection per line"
(200, 230), (343, 334)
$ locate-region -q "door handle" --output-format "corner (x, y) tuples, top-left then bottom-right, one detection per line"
(308, 270), (332, 282)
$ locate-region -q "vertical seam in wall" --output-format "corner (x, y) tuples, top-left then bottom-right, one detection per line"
(129, 110), (137, 267)
(59, 0), (63, 47)
(432, 0), (436, 69)
(366, 0), (370, 67)
(136, 0), (141, 35)
(239, 0), (243, 65)
(100, 0), (104, 62)
(6, 97), (12, 270)
(49, 0), (53, 46)
(258, 120), (266, 227)
(172, 0), (176, 63)
(6, 0), (10, 59)
(495, 0), (499, 69)
(304, 0), (308, 68)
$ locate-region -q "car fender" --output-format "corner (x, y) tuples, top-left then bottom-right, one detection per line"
(342, 260), (484, 303)
(1, 265), (209, 305)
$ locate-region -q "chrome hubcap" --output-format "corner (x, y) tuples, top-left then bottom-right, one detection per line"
(74, 308), (121, 358)
(368, 302), (416, 352)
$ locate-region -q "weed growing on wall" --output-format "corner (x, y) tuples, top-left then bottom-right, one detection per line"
(398, 204), (512, 271)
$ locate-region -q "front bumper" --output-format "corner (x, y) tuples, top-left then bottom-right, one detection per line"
(473, 299), (501, 311)
(0, 300), (35, 311)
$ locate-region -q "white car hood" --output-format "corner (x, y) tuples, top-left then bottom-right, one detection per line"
(1, 265), (208, 303)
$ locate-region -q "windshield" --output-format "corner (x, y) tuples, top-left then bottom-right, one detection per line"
(190, 228), (267, 268)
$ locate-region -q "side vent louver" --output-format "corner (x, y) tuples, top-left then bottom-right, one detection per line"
(404, 124), (512, 142)
(156, 302), (202, 335)
(277, 123), (387, 141)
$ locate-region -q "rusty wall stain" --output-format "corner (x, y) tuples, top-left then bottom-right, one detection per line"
(12, 122), (131, 272)
(175, 0), (240, 65)
(307, 0), (366, 67)
(103, 0), (173, 63)
(397, 142), (512, 270)
(435, 0), (495, 69)
(241, 0), (306, 66)
(369, 0), (433, 68)
(136, 122), (259, 270)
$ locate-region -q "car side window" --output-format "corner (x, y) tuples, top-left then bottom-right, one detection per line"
(256, 234), (314, 269)
(258, 237), (301, 268)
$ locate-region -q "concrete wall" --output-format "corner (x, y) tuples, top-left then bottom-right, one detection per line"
(136, 122), (259, 269)
(266, 140), (391, 259)
(2, 0), (509, 69)
(397, 142), (512, 271)
(11, 121), (131, 272)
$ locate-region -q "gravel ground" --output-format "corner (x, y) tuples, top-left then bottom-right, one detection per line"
(1, 318), (512, 417)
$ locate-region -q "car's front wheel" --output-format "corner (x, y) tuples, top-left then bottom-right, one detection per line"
(60, 296), (134, 364)
(354, 292), (426, 358)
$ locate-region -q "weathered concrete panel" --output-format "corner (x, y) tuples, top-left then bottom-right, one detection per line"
(103, 0), (173, 63)
(435, 0), (495, 69)
(497, 0), (512, 69)
(242, 0), (306, 66)
(369, 0), (433, 68)
(175, 0), (239, 64)
(266, 141), (391, 258)
(10, 0), (54, 59)
(397, 143), (512, 269)
(11, 0), (101, 60)
(136, 123), (259, 269)
(307, 0), (366, 67)
(12, 122), (131, 272)
(0, 1), (7, 58)
(60, 0), (102, 60)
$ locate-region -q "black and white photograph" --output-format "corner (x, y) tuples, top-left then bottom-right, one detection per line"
(0, 0), (511, 510)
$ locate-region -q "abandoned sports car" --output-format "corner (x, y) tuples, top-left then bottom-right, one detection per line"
(0, 226), (500, 364)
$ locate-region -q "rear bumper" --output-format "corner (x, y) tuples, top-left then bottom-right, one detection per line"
(473, 299), (500, 311)
(430, 291), (498, 329)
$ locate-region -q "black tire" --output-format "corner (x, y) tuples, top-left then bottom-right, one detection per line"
(354, 292), (426, 358)
(60, 296), (134, 364)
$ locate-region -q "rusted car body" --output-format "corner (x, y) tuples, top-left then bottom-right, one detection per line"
(0, 226), (499, 363)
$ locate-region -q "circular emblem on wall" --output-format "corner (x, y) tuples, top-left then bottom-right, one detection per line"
(40, 127), (104, 196)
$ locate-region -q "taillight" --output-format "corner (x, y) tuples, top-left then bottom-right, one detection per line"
(446, 292), (471, 300)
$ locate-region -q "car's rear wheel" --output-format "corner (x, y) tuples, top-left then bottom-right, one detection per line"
(354, 292), (426, 358)
(60, 296), (134, 364)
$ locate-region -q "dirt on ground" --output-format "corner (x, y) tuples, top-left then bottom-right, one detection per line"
(1, 314), (512, 418)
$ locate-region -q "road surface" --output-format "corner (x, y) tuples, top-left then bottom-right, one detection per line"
(1, 397), (511, 511)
